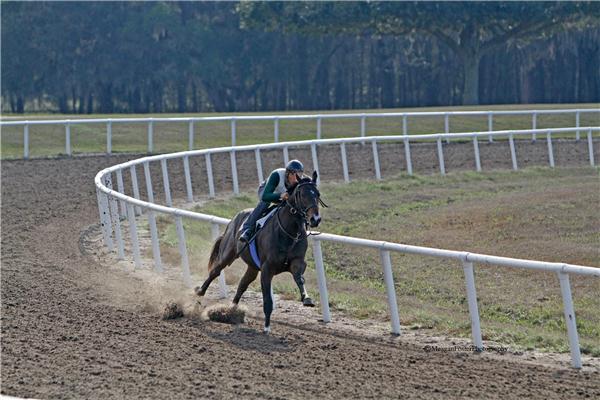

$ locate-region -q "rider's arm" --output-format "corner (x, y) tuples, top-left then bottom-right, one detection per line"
(261, 171), (283, 203)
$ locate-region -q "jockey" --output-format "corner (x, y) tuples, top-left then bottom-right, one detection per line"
(239, 159), (305, 244)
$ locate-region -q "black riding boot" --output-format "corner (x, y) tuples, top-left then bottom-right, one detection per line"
(240, 201), (270, 243)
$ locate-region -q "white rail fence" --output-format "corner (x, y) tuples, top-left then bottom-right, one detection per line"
(95, 126), (598, 369)
(2, 108), (599, 159)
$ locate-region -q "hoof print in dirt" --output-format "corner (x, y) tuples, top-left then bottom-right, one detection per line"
(162, 302), (184, 320)
(302, 297), (316, 307)
(204, 304), (246, 325)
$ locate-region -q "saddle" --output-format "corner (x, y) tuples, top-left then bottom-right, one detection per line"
(255, 206), (278, 231)
(247, 205), (278, 270)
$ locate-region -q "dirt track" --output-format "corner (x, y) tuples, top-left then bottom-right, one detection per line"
(2, 140), (600, 399)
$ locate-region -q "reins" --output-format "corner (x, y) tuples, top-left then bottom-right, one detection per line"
(236, 179), (326, 257)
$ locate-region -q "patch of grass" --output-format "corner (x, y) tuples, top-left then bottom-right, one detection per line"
(149, 165), (600, 354)
(2, 103), (597, 158)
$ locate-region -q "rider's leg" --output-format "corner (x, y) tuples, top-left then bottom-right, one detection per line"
(240, 201), (269, 242)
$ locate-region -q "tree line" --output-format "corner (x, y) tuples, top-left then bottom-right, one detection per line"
(1, 1), (598, 114)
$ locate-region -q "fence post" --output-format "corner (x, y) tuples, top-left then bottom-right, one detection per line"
(379, 249), (401, 335)
(107, 120), (112, 155)
(404, 137), (413, 176)
(23, 124), (30, 159)
(108, 193), (125, 260)
(147, 210), (162, 272)
(65, 122), (72, 156)
(105, 174), (125, 260)
(147, 120), (154, 153)
(230, 119), (236, 146)
(96, 187), (114, 251)
(587, 129), (595, 166)
(462, 260), (483, 351)
(402, 114), (408, 136)
(340, 143), (350, 183)
(311, 143), (320, 185)
(116, 169), (127, 217)
(126, 203), (142, 269)
(211, 223), (228, 298)
(361, 115), (366, 144)
(576, 111), (580, 141)
(546, 131), (555, 168)
(230, 150), (239, 195)
(532, 112), (537, 142)
(161, 159), (172, 206)
(312, 240), (331, 323)
(488, 113), (493, 143)
(175, 215), (192, 287)
(188, 121), (195, 151)
(205, 153), (215, 198)
(143, 162), (162, 272)
(143, 162), (154, 203)
(255, 148), (264, 184)
(444, 113), (450, 144)
(473, 136), (482, 172)
(372, 140), (381, 180)
(183, 155), (193, 202)
(274, 118), (280, 143)
(316, 117), (322, 140)
(557, 272), (582, 369)
(509, 132), (518, 170)
(130, 165), (142, 216)
(283, 146), (289, 165)
(437, 137), (446, 175)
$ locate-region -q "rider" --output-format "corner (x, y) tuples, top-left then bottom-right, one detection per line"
(239, 159), (305, 244)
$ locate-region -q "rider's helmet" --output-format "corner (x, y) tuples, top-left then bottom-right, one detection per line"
(285, 159), (304, 174)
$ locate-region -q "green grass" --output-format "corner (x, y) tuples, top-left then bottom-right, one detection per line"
(154, 166), (600, 355)
(1, 103), (598, 159)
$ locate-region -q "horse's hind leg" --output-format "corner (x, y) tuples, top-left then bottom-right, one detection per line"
(232, 265), (259, 305)
(195, 248), (237, 297)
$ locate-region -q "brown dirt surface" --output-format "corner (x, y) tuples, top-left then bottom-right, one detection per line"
(2, 140), (600, 399)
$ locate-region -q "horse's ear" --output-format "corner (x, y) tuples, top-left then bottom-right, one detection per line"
(312, 170), (318, 183)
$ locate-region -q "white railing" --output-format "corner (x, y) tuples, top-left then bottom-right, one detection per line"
(2, 108), (598, 159)
(94, 125), (598, 369)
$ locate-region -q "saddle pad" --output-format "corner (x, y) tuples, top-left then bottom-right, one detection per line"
(256, 207), (277, 230)
(249, 239), (261, 270)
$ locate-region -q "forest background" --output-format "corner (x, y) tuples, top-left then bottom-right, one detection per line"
(2, 1), (599, 114)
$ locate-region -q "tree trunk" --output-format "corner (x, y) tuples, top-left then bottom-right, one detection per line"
(16, 96), (24, 113)
(86, 93), (94, 114)
(462, 52), (480, 105)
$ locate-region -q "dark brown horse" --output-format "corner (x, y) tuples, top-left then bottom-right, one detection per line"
(195, 171), (324, 333)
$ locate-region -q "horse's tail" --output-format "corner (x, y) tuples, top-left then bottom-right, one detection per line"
(208, 235), (224, 272)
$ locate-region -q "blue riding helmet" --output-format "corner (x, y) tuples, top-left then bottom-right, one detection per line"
(285, 159), (304, 174)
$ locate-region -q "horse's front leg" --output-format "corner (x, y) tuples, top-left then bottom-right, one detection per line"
(290, 259), (315, 307)
(260, 266), (274, 334)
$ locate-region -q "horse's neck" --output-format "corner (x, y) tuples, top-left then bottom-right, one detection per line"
(277, 205), (304, 236)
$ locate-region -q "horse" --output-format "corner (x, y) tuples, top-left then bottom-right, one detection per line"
(194, 171), (325, 333)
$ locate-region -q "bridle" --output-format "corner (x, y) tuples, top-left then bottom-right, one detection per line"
(276, 179), (328, 243)
(287, 181), (328, 222)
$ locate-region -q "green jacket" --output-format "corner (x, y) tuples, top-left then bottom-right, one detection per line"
(261, 168), (287, 203)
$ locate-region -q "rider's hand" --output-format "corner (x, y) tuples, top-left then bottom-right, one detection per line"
(280, 192), (289, 201)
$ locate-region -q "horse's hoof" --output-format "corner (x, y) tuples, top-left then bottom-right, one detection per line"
(302, 297), (316, 307)
(194, 286), (204, 297)
(263, 326), (271, 334)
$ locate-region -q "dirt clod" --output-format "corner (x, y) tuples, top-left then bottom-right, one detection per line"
(162, 302), (184, 320)
(203, 304), (246, 325)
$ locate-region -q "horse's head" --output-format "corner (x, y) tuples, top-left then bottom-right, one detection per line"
(288, 171), (326, 228)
